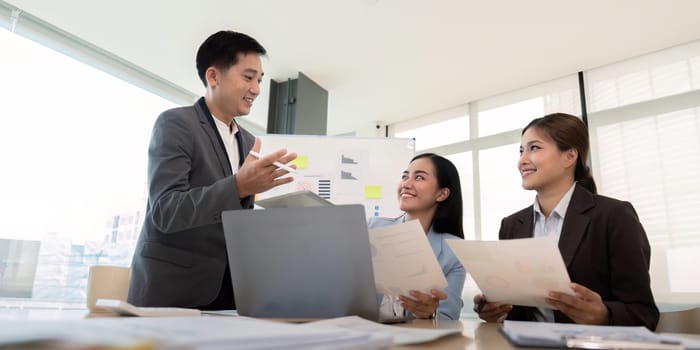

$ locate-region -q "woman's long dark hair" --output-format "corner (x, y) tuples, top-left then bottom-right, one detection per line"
(523, 113), (597, 194)
(410, 153), (464, 239)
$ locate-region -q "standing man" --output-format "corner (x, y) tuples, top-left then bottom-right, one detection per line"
(128, 31), (296, 309)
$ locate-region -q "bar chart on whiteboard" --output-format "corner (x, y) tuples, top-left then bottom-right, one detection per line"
(257, 135), (415, 219)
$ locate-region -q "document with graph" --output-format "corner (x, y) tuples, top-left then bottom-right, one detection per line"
(447, 236), (574, 308)
(368, 220), (447, 297)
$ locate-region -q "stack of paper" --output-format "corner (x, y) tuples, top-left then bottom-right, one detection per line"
(502, 320), (686, 349)
(0, 316), (392, 350)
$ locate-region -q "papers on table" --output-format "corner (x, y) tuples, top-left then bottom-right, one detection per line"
(311, 316), (462, 345)
(446, 236), (574, 308)
(502, 320), (685, 349)
(0, 316), (393, 350)
(368, 220), (447, 297)
(95, 299), (202, 317)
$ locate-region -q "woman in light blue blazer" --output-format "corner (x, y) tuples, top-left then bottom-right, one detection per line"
(368, 153), (466, 320)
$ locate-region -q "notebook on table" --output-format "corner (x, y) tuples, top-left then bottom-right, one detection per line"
(501, 320), (684, 349)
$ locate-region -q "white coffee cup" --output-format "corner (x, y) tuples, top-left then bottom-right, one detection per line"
(86, 265), (131, 312)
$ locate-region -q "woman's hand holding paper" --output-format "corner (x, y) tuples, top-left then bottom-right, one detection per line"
(473, 293), (512, 323)
(546, 283), (610, 325)
(400, 289), (447, 319)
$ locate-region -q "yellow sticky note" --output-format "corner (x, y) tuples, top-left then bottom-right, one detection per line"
(291, 155), (308, 169)
(365, 185), (382, 199)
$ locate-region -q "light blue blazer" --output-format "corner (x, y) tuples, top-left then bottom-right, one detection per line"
(368, 215), (466, 320)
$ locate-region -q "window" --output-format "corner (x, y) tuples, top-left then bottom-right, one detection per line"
(478, 98), (544, 137)
(445, 152), (475, 240)
(477, 75), (581, 137)
(0, 27), (177, 306)
(587, 39), (700, 306)
(590, 107), (700, 303)
(587, 40), (700, 112)
(477, 144), (532, 241)
(394, 116), (469, 151)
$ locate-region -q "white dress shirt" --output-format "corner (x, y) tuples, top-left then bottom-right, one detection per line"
(212, 114), (240, 172)
(532, 182), (577, 322)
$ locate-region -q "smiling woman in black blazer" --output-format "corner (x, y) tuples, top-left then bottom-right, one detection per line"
(474, 113), (659, 330)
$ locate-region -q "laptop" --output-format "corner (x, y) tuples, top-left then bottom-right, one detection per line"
(222, 205), (382, 321)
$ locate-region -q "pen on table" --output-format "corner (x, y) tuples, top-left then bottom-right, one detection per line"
(248, 150), (297, 174)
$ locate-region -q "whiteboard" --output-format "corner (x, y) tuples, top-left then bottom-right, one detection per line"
(258, 135), (415, 219)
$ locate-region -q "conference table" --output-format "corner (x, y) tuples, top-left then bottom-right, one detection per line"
(2, 308), (699, 349)
(394, 318), (700, 350)
(394, 318), (512, 349)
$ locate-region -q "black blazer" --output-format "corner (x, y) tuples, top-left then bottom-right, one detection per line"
(499, 184), (659, 330)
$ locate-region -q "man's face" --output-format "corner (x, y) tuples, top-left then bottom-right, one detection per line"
(208, 53), (263, 117)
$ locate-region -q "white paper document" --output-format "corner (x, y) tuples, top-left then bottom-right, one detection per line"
(311, 316), (463, 345)
(368, 220), (448, 297)
(447, 236), (574, 308)
(0, 316), (393, 350)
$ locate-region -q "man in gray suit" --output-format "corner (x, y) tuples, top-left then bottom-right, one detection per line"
(128, 31), (296, 309)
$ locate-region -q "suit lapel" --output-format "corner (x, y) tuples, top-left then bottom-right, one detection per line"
(512, 207), (535, 239)
(234, 122), (251, 168)
(196, 98), (233, 177)
(558, 185), (594, 268)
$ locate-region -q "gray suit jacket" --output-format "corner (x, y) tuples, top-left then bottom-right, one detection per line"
(128, 98), (255, 307)
(500, 184), (659, 330)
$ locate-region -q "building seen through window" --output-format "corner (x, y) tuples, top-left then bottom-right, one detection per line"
(0, 28), (177, 306)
